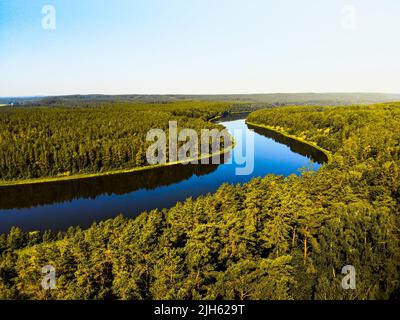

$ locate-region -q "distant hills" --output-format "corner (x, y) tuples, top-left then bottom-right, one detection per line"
(1, 93), (400, 107)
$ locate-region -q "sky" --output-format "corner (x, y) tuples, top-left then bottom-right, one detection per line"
(1, 0), (400, 97)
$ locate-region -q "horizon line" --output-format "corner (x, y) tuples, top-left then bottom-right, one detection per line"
(2, 91), (400, 99)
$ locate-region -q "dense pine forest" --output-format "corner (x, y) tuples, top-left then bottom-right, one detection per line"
(0, 101), (235, 182)
(1, 102), (400, 299)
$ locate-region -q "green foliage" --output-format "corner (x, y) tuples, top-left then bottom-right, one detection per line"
(1, 102), (400, 300)
(0, 101), (233, 181)
(3, 92), (400, 106)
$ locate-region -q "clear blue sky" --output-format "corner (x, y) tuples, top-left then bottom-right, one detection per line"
(1, 0), (400, 96)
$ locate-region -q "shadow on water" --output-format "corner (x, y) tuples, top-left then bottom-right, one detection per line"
(0, 157), (225, 210)
(246, 123), (328, 164)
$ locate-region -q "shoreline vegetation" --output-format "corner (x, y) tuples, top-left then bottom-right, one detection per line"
(0, 101), (237, 187)
(0, 138), (236, 188)
(0, 108), (250, 188)
(245, 120), (333, 162)
(0, 110), (327, 188)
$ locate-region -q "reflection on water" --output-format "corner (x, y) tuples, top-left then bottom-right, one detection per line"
(246, 123), (328, 164)
(0, 161), (222, 210)
(0, 118), (326, 233)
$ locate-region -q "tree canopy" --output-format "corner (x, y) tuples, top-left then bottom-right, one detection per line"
(1, 102), (399, 300)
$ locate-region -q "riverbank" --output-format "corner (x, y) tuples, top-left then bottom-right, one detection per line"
(245, 120), (333, 163)
(0, 118), (322, 233)
(0, 112), (245, 188)
(207, 110), (252, 122)
(0, 141), (235, 188)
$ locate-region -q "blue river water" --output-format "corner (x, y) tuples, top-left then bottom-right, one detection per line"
(0, 118), (324, 233)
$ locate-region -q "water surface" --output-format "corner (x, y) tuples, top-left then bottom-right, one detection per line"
(0, 118), (325, 233)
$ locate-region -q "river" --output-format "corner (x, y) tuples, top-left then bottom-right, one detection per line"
(0, 117), (326, 233)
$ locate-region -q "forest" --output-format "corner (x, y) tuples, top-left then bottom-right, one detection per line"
(0, 102), (400, 300)
(3, 92), (400, 106)
(0, 101), (236, 183)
